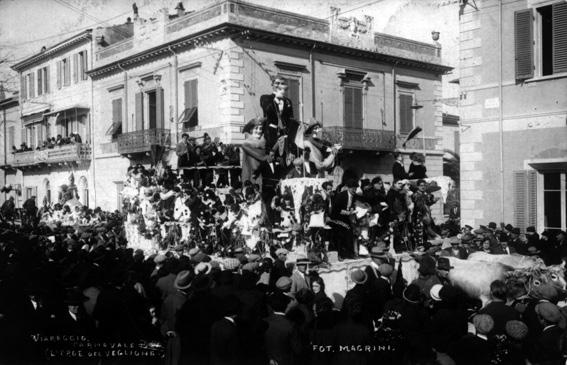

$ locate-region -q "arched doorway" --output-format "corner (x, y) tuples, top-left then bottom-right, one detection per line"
(78, 176), (88, 207)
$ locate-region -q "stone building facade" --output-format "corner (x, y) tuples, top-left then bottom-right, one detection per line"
(458, 0), (567, 231)
(89, 0), (451, 212)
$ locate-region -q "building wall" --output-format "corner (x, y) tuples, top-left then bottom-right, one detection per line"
(459, 0), (567, 229)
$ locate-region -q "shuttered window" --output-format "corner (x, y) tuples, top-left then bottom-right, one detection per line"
(28, 73), (35, 99)
(286, 78), (300, 120)
(21, 75), (27, 100)
(56, 61), (62, 89)
(183, 79), (198, 128)
(73, 54), (79, 84)
(156, 87), (165, 129)
(513, 170), (537, 231)
(112, 98), (123, 124)
(44, 66), (50, 93)
(37, 69), (43, 96)
(552, 2), (567, 74)
(63, 58), (70, 86)
(399, 94), (414, 134)
(79, 51), (88, 80)
(135, 92), (144, 131)
(514, 9), (534, 80)
(343, 86), (363, 129)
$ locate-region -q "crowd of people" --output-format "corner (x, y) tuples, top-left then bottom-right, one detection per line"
(12, 133), (84, 153)
(0, 198), (567, 364)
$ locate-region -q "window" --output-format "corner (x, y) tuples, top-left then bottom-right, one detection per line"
(135, 88), (164, 131)
(343, 85), (363, 129)
(286, 78), (301, 120)
(543, 172), (566, 230)
(62, 58), (70, 86)
(399, 94), (414, 134)
(109, 98), (123, 137)
(21, 75), (27, 100)
(79, 51), (88, 80)
(36, 67), (49, 95)
(515, 3), (567, 80)
(73, 53), (79, 84)
(27, 73), (35, 99)
(182, 79), (198, 129)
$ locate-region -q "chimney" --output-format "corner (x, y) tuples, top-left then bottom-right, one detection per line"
(0, 83), (5, 100)
(132, 3), (139, 20)
(126, 17), (132, 24)
(175, 2), (185, 17)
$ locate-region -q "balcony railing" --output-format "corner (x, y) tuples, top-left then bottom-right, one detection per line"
(9, 143), (92, 168)
(322, 127), (396, 151)
(117, 129), (171, 155)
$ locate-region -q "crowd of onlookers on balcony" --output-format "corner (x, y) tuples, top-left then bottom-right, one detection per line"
(12, 133), (84, 153)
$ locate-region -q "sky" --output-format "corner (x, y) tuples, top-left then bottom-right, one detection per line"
(0, 0), (460, 97)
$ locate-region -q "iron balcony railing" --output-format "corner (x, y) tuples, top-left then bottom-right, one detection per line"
(117, 128), (171, 155)
(9, 143), (92, 168)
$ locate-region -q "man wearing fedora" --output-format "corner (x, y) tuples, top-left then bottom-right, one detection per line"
(55, 288), (95, 337)
(161, 270), (192, 365)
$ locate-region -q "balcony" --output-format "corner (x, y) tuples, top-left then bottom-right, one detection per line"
(9, 144), (92, 169)
(322, 127), (396, 151)
(117, 129), (171, 155)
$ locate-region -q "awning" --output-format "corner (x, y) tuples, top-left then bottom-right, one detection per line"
(177, 107), (197, 124)
(105, 121), (122, 136)
(22, 111), (45, 126)
(44, 105), (89, 117)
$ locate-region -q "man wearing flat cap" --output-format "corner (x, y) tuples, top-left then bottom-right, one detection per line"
(270, 248), (291, 288)
(528, 302), (564, 364)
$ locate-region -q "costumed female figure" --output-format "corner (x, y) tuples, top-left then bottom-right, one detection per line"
(408, 153), (427, 179)
(302, 118), (340, 177)
(412, 179), (440, 246)
(240, 117), (269, 185)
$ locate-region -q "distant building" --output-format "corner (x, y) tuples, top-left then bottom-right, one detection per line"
(458, 0), (567, 231)
(9, 30), (95, 208)
(0, 94), (20, 206)
(89, 0), (451, 212)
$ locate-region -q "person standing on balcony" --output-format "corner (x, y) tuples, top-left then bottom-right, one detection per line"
(176, 133), (190, 177)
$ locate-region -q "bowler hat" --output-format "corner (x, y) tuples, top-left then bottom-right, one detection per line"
(63, 289), (89, 305)
(526, 226), (536, 233)
(488, 222), (497, 229)
(511, 228), (521, 235)
(351, 269), (367, 285)
(505, 224), (514, 231)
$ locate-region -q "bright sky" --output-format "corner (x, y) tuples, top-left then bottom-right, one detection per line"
(0, 0), (460, 96)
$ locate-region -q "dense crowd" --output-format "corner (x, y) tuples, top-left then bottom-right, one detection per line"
(0, 199), (566, 364)
(12, 133), (84, 153)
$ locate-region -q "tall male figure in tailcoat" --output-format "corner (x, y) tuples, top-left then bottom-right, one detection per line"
(260, 75), (299, 166)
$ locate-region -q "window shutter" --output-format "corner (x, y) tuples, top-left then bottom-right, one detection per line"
(112, 99), (122, 123)
(513, 170), (539, 230)
(82, 51), (88, 80)
(353, 87), (363, 129)
(184, 79), (198, 127)
(514, 9), (534, 81)
(57, 61), (62, 89)
(21, 75), (27, 100)
(399, 94), (413, 134)
(45, 66), (50, 93)
(21, 127), (26, 147)
(29, 73), (35, 98)
(344, 87), (353, 128)
(64, 58), (71, 86)
(156, 87), (165, 129)
(135, 92), (144, 131)
(552, 3), (567, 74)
(37, 69), (43, 96)
(73, 53), (79, 83)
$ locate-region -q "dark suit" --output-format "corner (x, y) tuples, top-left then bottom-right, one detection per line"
(528, 325), (564, 365)
(264, 313), (301, 365)
(260, 94), (298, 153)
(330, 190), (355, 259)
(392, 161), (408, 181)
(449, 334), (495, 365)
(210, 318), (239, 365)
(364, 265), (392, 321)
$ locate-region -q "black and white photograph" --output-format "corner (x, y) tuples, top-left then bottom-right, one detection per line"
(0, 0), (566, 363)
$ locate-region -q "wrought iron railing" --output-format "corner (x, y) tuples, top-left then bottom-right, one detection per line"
(117, 129), (171, 154)
(322, 127), (396, 151)
(10, 143), (92, 168)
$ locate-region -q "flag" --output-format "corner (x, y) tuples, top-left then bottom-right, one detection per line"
(294, 121), (305, 150)
(402, 126), (422, 148)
